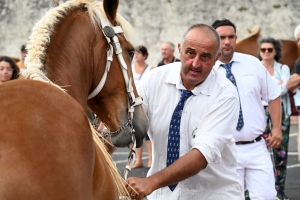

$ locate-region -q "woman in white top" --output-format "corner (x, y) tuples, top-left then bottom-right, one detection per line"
(258, 37), (291, 200)
(132, 45), (155, 168)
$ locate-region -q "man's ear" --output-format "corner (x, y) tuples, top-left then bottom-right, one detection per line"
(215, 51), (221, 61)
(178, 43), (181, 54)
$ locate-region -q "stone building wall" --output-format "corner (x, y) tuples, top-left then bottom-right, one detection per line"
(0, 0), (299, 64)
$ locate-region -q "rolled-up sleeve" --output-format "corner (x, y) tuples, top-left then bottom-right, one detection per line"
(191, 92), (239, 164)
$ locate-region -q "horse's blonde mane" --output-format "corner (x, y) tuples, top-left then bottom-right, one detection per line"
(22, 0), (134, 197)
(23, 0), (135, 78)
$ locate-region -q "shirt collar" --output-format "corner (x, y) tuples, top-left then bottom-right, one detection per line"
(165, 62), (215, 96)
(160, 56), (177, 65)
(214, 52), (241, 69)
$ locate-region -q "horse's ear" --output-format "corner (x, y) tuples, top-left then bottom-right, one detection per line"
(103, 0), (119, 24)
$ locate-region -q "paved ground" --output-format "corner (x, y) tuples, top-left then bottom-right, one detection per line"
(112, 116), (300, 199)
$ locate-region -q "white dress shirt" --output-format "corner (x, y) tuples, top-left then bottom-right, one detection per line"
(213, 52), (281, 142)
(138, 62), (243, 200)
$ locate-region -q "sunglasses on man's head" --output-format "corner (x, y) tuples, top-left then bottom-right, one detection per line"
(260, 48), (274, 53)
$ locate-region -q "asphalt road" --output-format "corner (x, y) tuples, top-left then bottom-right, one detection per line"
(112, 118), (300, 200)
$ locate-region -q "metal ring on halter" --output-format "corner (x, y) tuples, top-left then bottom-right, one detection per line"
(98, 120), (133, 138)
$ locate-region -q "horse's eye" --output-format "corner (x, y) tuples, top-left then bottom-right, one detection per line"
(128, 50), (135, 60)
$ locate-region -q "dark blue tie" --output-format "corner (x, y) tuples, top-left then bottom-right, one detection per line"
(166, 89), (193, 191)
(221, 62), (244, 131)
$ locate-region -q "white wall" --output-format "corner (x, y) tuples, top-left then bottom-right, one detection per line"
(0, 0), (299, 65)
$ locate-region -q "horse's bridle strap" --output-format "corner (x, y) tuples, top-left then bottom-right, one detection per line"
(87, 12), (143, 184)
(87, 44), (113, 100)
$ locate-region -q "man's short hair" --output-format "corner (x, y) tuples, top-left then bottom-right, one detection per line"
(164, 42), (175, 51)
(181, 24), (220, 57)
(294, 24), (300, 40)
(211, 18), (237, 33)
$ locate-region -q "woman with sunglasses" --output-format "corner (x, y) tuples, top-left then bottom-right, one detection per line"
(258, 37), (290, 200)
(0, 56), (20, 84)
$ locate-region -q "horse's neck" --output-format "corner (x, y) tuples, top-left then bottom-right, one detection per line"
(47, 65), (89, 108)
(45, 10), (106, 109)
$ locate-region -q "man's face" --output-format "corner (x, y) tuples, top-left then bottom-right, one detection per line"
(161, 43), (174, 59)
(297, 32), (300, 49)
(215, 26), (237, 60)
(178, 28), (220, 90)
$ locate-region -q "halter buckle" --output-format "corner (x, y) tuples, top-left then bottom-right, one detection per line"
(102, 26), (115, 38)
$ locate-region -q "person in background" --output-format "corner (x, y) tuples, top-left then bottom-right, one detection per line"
(0, 56), (20, 84)
(157, 42), (180, 67)
(286, 24), (300, 164)
(212, 19), (282, 200)
(258, 37), (290, 200)
(125, 23), (243, 200)
(16, 44), (27, 70)
(131, 45), (154, 168)
(286, 24), (300, 96)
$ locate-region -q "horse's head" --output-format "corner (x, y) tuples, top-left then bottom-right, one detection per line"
(84, 0), (149, 148)
(236, 26), (261, 57)
(23, 0), (148, 148)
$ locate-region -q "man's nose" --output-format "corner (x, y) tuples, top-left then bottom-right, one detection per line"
(192, 56), (201, 67)
(224, 37), (231, 44)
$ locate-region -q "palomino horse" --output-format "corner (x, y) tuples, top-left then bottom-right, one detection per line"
(7, 0), (148, 198)
(235, 26), (300, 71)
(0, 79), (126, 199)
(22, 0), (148, 148)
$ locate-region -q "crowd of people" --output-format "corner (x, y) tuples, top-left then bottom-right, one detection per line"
(2, 19), (300, 200)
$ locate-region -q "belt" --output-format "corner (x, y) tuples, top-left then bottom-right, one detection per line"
(235, 135), (263, 145)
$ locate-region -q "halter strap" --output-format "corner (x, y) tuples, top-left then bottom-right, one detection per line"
(87, 10), (143, 182)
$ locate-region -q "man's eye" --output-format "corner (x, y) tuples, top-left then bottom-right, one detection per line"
(187, 51), (195, 56)
(201, 54), (211, 61)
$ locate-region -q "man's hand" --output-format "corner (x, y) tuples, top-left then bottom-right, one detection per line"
(124, 149), (207, 199)
(124, 177), (153, 200)
(265, 127), (282, 148)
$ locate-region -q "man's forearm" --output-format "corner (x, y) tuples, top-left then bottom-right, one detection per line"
(268, 97), (281, 129)
(147, 149), (207, 191)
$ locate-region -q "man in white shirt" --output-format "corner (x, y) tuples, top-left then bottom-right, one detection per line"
(157, 42), (181, 67)
(212, 19), (282, 200)
(125, 24), (243, 200)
